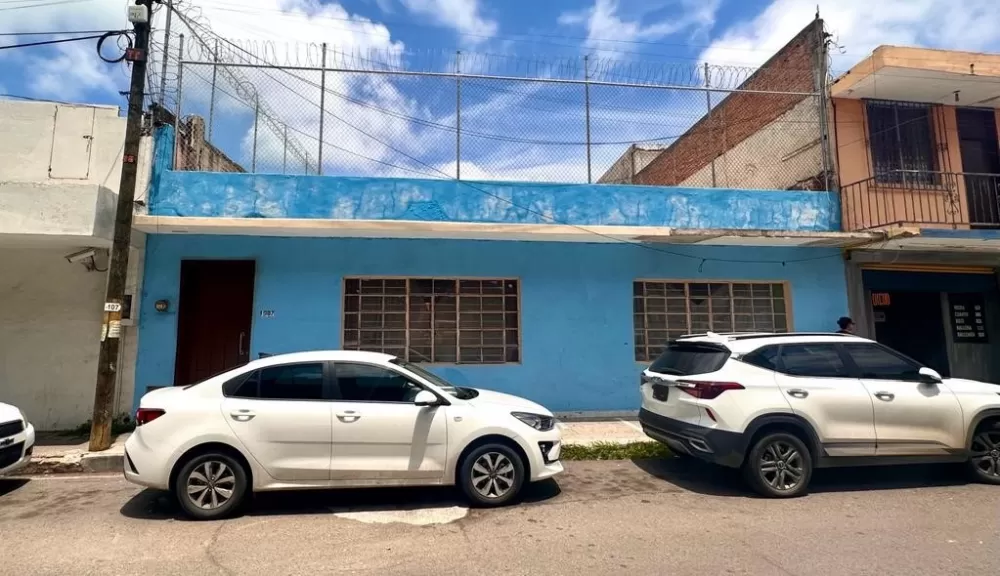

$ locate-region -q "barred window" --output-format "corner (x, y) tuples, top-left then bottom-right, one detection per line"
(865, 99), (938, 186)
(633, 281), (790, 362)
(343, 278), (520, 364)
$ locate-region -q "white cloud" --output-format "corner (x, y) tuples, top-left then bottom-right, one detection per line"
(698, 0), (1000, 70)
(0, 1), (128, 100)
(559, 0), (719, 53)
(398, 0), (497, 40)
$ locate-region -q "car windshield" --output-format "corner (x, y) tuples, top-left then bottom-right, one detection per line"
(391, 359), (478, 400)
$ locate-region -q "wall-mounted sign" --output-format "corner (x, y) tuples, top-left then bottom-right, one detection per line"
(260, 309), (275, 318)
(871, 292), (891, 307)
(949, 293), (988, 344)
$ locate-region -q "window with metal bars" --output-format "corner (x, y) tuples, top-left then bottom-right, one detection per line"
(865, 99), (939, 186)
(343, 278), (520, 364)
(633, 281), (791, 362)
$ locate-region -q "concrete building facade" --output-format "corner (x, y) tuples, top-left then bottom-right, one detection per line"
(0, 99), (243, 430)
(127, 124), (875, 414)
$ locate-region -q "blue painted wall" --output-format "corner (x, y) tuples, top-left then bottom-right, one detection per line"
(149, 126), (842, 232)
(135, 236), (849, 412)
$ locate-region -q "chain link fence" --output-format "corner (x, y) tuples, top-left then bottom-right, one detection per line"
(164, 37), (827, 188)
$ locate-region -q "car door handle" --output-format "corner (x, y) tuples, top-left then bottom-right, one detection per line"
(336, 411), (361, 422)
(230, 409), (255, 422)
(874, 391), (895, 401)
(787, 389), (809, 399)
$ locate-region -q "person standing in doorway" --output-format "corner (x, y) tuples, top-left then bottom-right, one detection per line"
(836, 316), (855, 334)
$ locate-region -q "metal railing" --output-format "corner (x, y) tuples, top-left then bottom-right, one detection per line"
(841, 170), (1000, 230)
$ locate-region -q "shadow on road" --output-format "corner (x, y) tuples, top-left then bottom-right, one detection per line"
(120, 478), (561, 521)
(633, 457), (973, 497)
(0, 478), (30, 498)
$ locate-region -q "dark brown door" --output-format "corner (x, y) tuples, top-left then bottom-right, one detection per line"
(956, 108), (1000, 227)
(174, 260), (256, 386)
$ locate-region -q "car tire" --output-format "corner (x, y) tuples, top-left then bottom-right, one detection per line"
(968, 419), (1000, 485)
(459, 443), (526, 508)
(174, 452), (249, 520)
(743, 432), (813, 498)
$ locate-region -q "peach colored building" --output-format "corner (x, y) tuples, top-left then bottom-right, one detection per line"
(832, 46), (1000, 232)
(832, 46), (1000, 383)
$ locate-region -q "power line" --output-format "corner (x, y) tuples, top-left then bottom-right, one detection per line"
(0, 33), (105, 50)
(0, 92), (77, 105)
(0, 0), (96, 12)
(0, 29), (120, 36)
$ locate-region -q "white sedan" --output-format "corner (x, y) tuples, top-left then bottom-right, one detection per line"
(0, 401), (35, 476)
(125, 350), (564, 519)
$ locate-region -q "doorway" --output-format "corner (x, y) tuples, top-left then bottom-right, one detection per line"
(956, 108), (1000, 227)
(871, 290), (951, 377)
(173, 260), (256, 386)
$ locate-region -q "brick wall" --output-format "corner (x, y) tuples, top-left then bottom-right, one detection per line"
(150, 104), (245, 173)
(634, 20), (823, 187)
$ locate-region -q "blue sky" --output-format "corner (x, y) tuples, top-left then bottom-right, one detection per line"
(2, 0), (999, 181)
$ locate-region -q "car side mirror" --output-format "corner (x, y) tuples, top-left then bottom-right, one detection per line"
(918, 367), (943, 384)
(414, 390), (440, 407)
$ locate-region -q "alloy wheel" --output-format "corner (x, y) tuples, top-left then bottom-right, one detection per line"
(758, 440), (805, 492)
(186, 460), (237, 510)
(470, 452), (516, 499)
(970, 431), (1000, 479)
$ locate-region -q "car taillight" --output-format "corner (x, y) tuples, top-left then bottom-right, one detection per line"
(675, 380), (744, 400)
(136, 408), (165, 426)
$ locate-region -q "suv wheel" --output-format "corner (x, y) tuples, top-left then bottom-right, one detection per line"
(969, 420), (1000, 485)
(174, 452), (249, 520)
(743, 433), (813, 498)
(459, 443), (525, 507)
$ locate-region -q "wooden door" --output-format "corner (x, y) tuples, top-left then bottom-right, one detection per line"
(173, 260), (255, 386)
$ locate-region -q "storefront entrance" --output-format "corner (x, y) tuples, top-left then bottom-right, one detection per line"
(862, 268), (1000, 383)
(870, 290), (951, 377)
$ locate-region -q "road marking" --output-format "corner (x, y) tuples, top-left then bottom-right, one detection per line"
(333, 506), (468, 525)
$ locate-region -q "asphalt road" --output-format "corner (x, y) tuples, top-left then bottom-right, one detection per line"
(1, 459), (998, 576)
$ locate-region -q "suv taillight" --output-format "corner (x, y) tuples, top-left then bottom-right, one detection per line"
(136, 408), (165, 426)
(675, 380), (744, 399)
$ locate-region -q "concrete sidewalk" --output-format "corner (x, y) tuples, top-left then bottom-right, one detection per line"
(21, 418), (648, 475)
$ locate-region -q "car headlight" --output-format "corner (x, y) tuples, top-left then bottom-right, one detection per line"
(511, 412), (555, 431)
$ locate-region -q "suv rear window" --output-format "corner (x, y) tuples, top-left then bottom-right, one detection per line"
(649, 342), (730, 376)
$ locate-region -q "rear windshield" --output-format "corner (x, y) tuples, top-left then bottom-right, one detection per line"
(649, 342), (730, 376)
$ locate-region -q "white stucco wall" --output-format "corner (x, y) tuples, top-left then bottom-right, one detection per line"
(0, 182), (116, 244)
(681, 97), (824, 190)
(0, 100), (126, 191)
(0, 243), (143, 430)
(0, 100), (150, 430)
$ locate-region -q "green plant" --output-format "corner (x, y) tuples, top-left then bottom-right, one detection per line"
(561, 441), (672, 461)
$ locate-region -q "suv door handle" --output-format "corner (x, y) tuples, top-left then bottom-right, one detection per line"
(874, 391), (895, 401)
(787, 389), (809, 399)
(230, 409), (255, 422)
(336, 411), (361, 422)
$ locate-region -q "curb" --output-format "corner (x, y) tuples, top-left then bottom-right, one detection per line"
(21, 453), (124, 476)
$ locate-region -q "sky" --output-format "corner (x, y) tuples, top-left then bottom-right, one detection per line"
(2, 0), (999, 182)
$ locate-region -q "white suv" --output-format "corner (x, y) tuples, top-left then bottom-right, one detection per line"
(125, 351), (563, 519)
(639, 332), (1000, 497)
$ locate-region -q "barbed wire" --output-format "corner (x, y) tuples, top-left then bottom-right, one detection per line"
(175, 35), (803, 92)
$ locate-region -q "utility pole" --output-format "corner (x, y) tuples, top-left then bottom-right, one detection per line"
(89, 0), (154, 451)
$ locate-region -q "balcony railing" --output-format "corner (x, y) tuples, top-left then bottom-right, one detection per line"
(841, 170), (1000, 231)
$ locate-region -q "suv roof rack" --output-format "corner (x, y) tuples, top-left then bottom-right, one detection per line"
(678, 332), (856, 341)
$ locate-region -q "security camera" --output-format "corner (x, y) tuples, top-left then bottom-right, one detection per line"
(65, 248), (98, 264)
